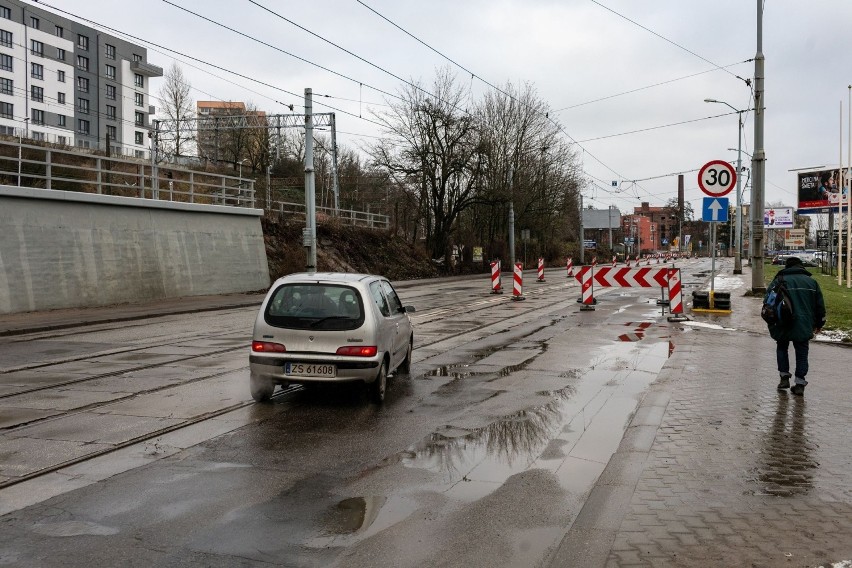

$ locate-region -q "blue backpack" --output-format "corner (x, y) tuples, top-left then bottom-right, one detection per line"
(761, 274), (794, 326)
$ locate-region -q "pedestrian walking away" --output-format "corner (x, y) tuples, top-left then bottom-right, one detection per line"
(764, 256), (826, 395)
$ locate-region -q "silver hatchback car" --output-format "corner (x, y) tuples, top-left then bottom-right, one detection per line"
(249, 272), (415, 403)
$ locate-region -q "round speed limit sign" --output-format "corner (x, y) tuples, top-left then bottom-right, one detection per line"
(698, 160), (736, 197)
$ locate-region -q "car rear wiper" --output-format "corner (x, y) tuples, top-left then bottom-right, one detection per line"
(308, 316), (351, 328)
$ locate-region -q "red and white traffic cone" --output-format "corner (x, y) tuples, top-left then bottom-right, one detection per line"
(490, 261), (503, 294)
(512, 262), (525, 301)
(566, 257), (574, 278)
(537, 258), (546, 282)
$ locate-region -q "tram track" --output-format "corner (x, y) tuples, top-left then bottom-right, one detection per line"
(0, 279), (599, 492)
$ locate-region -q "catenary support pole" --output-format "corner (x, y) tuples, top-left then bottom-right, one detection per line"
(734, 111), (743, 274)
(751, 0), (766, 293)
(579, 193), (585, 264)
(330, 113), (340, 216)
(304, 88), (317, 272)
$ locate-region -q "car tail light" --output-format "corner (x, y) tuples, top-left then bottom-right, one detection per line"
(252, 341), (286, 352)
(336, 345), (378, 357)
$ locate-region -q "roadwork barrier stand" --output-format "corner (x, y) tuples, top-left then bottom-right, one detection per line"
(579, 264), (595, 310)
(512, 262), (526, 301)
(691, 290), (732, 315)
(490, 261), (503, 294)
(666, 268), (689, 322)
(566, 257), (574, 278)
(537, 258), (546, 282)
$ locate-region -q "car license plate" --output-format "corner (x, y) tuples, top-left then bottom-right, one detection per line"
(284, 362), (336, 378)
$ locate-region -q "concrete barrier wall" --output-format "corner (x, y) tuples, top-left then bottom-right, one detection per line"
(0, 186), (270, 314)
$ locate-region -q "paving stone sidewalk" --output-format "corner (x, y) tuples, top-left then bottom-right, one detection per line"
(552, 269), (852, 567)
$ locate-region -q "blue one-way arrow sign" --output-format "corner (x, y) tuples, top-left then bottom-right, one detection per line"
(702, 197), (729, 222)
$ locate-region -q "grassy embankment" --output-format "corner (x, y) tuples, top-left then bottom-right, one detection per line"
(764, 264), (852, 341)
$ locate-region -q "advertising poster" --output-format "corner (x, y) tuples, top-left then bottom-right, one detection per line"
(763, 207), (794, 228)
(797, 169), (848, 212)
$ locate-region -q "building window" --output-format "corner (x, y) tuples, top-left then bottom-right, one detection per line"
(0, 102), (12, 119)
(31, 109), (44, 125)
(57, 69), (65, 82)
(30, 16), (39, 30)
(106, 84), (116, 100)
(76, 55), (89, 71)
(77, 98), (89, 114)
(0, 53), (11, 71)
(0, 29), (11, 47)
(58, 114), (66, 127)
(135, 92), (144, 107)
(30, 39), (43, 56)
(106, 125), (117, 140)
(135, 131), (144, 145)
(31, 85), (43, 102)
(77, 34), (88, 50)
(78, 119), (90, 134)
(0, 7), (10, 19)
(58, 136), (67, 145)
(106, 105), (116, 119)
(135, 111), (144, 126)
(56, 47), (65, 61)
(30, 62), (43, 80)
(55, 25), (63, 37)
(105, 44), (115, 59)
(133, 53), (142, 62)
(134, 74), (144, 88)
(57, 92), (65, 104)
(32, 131), (45, 141)
(76, 77), (89, 93)
(0, 77), (11, 95)
(105, 64), (116, 79)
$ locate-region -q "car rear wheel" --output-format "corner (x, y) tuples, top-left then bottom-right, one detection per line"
(250, 374), (275, 402)
(369, 361), (387, 404)
(398, 339), (413, 374)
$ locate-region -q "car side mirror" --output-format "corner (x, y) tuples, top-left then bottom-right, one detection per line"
(404, 305), (416, 313)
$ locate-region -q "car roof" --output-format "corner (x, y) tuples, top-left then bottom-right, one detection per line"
(272, 272), (381, 286)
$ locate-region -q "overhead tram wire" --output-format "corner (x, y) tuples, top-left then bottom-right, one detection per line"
(37, 1), (387, 131)
(575, 110), (738, 143)
(352, 1), (639, 194)
(588, 0), (751, 86)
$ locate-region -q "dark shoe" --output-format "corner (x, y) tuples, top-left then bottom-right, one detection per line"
(777, 375), (790, 389)
(790, 384), (805, 396)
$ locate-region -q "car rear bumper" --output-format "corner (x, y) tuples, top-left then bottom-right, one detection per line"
(249, 355), (380, 384)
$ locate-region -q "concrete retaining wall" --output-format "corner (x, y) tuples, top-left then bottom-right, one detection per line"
(0, 186), (270, 314)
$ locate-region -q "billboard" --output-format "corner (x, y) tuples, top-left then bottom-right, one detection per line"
(763, 207), (794, 228)
(797, 169), (848, 213)
(582, 208), (622, 229)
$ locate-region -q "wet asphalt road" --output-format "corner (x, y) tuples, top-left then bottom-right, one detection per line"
(5, 258), (846, 567)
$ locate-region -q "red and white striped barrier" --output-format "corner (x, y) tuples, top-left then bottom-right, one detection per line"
(645, 254), (651, 266)
(566, 257), (574, 278)
(592, 256), (598, 267)
(635, 255), (641, 265)
(490, 261), (503, 294)
(668, 268), (683, 314)
(537, 258), (546, 282)
(574, 266), (670, 288)
(626, 257), (632, 268)
(580, 264), (595, 307)
(611, 256), (617, 267)
(512, 262), (525, 301)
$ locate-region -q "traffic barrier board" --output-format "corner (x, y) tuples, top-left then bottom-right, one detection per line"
(574, 266), (669, 288)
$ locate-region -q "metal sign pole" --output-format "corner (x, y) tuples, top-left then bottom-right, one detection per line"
(710, 222), (717, 298)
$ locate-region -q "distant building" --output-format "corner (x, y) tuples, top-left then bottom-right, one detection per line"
(621, 214), (654, 253)
(634, 202), (679, 249)
(196, 100), (267, 168)
(0, 0), (162, 157)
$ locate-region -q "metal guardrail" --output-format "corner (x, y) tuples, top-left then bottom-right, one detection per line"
(0, 137), (390, 228)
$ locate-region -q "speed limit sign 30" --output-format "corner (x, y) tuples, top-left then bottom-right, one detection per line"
(698, 160), (736, 197)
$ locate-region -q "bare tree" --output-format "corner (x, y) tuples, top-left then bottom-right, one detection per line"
(157, 62), (195, 160)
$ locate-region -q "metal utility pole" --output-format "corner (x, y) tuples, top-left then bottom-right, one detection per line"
(509, 165), (516, 268)
(330, 113), (340, 216)
(151, 120), (160, 199)
(304, 88), (317, 272)
(734, 111), (744, 273)
(751, 0), (766, 292)
(579, 193), (585, 264)
(848, 85), (851, 288)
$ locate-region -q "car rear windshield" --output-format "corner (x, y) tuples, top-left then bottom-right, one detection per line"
(264, 284), (365, 330)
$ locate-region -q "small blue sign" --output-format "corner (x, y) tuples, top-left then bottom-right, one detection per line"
(702, 197), (729, 223)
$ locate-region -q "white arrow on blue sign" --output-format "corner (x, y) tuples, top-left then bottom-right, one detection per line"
(702, 197), (729, 222)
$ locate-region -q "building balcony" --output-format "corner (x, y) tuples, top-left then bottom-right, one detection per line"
(130, 60), (163, 78)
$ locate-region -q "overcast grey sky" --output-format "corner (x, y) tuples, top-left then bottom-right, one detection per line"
(41, 0), (852, 214)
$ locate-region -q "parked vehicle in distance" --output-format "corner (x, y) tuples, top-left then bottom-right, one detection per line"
(771, 254), (792, 265)
(249, 272), (415, 403)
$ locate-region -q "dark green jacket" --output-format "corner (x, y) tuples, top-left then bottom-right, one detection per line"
(765, 266), (826, 342)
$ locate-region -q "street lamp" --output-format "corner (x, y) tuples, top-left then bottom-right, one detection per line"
(705, 98), (748, 274)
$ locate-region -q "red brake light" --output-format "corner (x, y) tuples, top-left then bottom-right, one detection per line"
(252, 341), (286, 352)
(336, 346), (378, 357)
